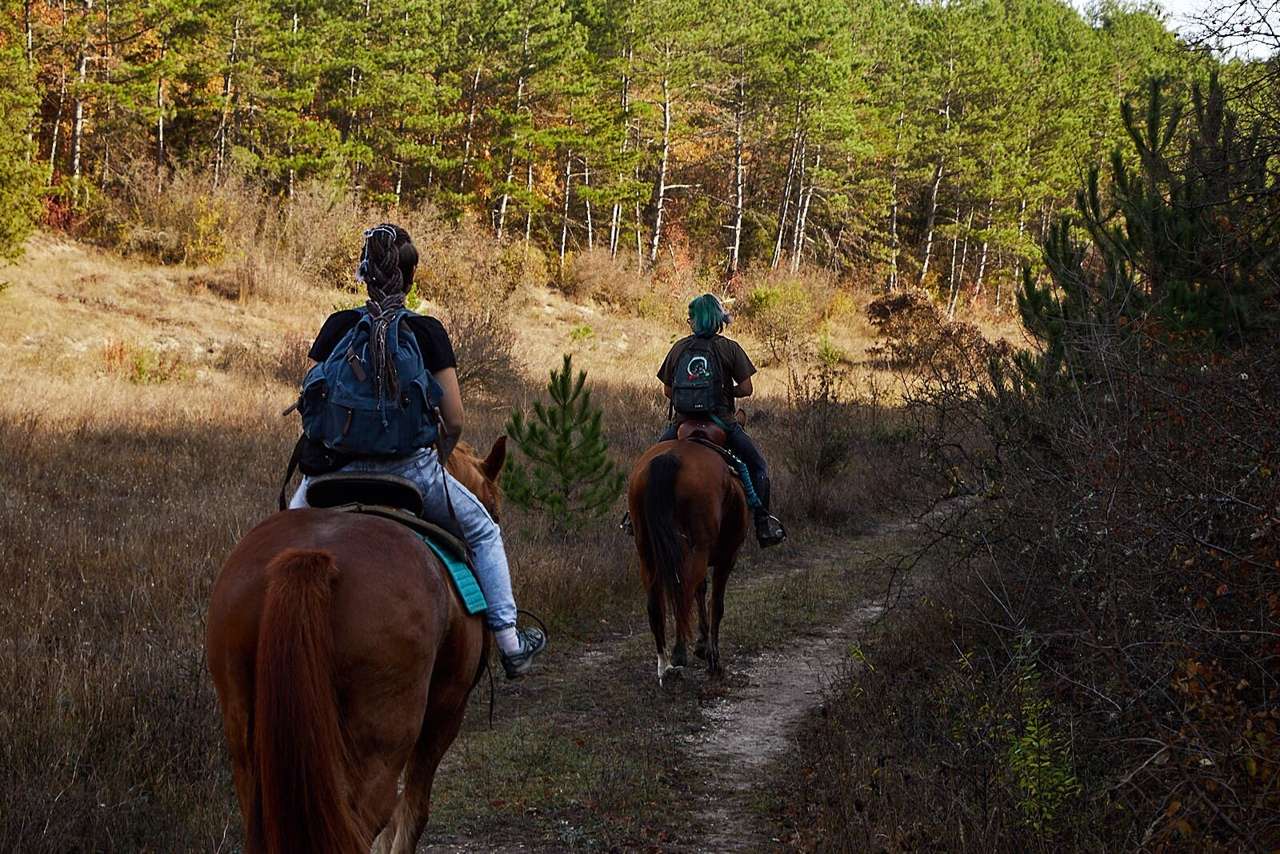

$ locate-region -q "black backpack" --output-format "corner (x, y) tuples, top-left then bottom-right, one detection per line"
(670, 337), (724, 417)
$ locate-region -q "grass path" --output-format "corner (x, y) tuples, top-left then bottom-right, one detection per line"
(417, 520), (933, 852)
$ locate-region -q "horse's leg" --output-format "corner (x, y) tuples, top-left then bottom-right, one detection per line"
(694, 579), (709, 660)
(647, 576), (671, 683)
(708, 561), (732, 676)
(672, 553), (707, 670)
(381, 664), (476, 854)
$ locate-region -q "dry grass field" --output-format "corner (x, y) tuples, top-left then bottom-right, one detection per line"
(0, 231), (984, 849)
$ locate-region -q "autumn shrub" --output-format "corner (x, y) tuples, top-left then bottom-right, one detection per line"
(772, 360), (925, 529)
(437, 304), (518, 394)
(273, 181), (376, 288)
(798, 77), (1280, 849)
(738, 279), (815, 364)
(86, 160), (260, 266)
(101, 339), (187, 384)
(559, 248), (659, 314)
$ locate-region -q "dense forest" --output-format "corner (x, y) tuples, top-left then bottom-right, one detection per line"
(2, 0), (1231, 301)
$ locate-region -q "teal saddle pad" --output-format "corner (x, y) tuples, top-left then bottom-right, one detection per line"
(419, 534), (488, 616)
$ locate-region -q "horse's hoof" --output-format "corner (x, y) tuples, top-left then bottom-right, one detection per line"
(659, 665), (684, 686)
(671, 647), (688, 668)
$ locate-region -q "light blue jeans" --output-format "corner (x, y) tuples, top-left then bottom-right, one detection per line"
(289, 447), (518, 630)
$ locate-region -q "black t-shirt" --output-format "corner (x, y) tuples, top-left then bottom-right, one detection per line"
(296, 310), (456, 475)
(657, 334), (756, 418)
(309, 309), (457, 372)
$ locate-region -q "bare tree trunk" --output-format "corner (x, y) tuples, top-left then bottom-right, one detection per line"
(423, 131), (439, 191)
(887, 109), (904, 291)
(523, 154), (533, 245)
(214, 17), (241, 187)
(48, 69), (66, 183)
(725, 79), (746, 278)
(583, 157), (594, 251)
(999, 196), (1028, 310)
(154, 68), (165, 189)
(974, 196), (993, 298)
(609, 43), (633, 257)
(920, 60), (954, 283)
(948, 206), (974, 319)
(791, 151), (820, 273)
(496, 28), (529, 240)
(945, 209), (961, 318)
(634, 166), (643, 266)
(458, 66), (482, 192)
(24, 0), (36, 156)
(559, 148), (573, 271)
(770, 104), (803, 270)
(920, 159), (944, 281)
(71, 1), (93, 188)
(647, 73), (671, 266)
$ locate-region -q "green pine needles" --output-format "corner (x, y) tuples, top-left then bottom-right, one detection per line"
(1019, 72), (1279, 382)
(504, 354), (625, 522)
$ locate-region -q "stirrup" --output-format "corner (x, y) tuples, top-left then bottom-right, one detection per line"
(755, 514), (786, 548)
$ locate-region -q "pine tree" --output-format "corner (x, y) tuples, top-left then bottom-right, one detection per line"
(1019, 73), (1278, 379)
(504, 353), (625, 522)
(0, 9), (43, 260)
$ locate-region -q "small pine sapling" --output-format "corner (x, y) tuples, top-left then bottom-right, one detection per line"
(504, 354), (625, 522)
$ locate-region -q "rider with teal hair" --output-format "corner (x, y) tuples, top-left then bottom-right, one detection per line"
(654, 294), (786, 547)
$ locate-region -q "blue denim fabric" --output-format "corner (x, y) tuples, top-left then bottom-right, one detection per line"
(289, 447), (518, 629)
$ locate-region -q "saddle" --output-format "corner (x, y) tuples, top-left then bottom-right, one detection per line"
(673, 420), (763, 511)
(303, 472), (487, 614)
(676, 418), (727, 446)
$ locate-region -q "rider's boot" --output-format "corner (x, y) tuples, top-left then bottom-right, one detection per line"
(754, 509), (786, 548)
(498, 626), (548, 679)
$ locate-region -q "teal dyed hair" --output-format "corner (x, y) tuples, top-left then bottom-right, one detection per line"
(688, 293), (728, 338)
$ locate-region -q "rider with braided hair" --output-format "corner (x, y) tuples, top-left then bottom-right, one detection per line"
(288, 224), (546, 678)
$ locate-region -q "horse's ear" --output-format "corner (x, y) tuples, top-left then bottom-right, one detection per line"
(482, 435), (507, 483)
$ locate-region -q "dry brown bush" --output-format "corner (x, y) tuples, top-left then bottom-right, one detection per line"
(85, 161), (261, 266)
(436, 305), (518, 394)
(559, 249), (658, 314)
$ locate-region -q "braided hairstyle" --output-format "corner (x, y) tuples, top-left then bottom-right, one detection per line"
(357, 223), (417, 402)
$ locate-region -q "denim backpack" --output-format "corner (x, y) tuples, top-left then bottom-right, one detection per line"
(298, 308), (442, 457)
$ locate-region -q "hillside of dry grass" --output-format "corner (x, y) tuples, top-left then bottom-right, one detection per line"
(1, 229), (993, 849)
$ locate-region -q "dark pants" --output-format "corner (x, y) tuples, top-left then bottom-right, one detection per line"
(660, 421), (771, 514)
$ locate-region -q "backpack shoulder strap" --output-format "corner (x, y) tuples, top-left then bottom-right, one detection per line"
(278, 435), (307, 511)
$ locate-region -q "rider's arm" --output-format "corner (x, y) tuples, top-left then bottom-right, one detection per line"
(732, 376), (754, 398)
(433, 367), (464, 463)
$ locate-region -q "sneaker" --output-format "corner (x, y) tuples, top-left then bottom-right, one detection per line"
(499, 626), (547, 679)
(754, 513), (786, 548)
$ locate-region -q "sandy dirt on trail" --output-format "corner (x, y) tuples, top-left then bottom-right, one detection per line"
(683, 602), (886, 852)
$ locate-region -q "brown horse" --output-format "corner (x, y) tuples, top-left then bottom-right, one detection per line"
(627, 430), (749, 683)
(205, 438), (506, 854)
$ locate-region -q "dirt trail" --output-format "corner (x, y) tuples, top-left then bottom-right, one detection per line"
(419, 502), (973, 852)
(683, 601), (885, 852)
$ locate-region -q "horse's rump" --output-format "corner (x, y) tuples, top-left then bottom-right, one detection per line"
(254, 548), (367, 853)
(208, 509), (480, 853)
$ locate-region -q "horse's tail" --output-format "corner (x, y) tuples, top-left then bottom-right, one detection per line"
(253, 549), (367, 854)
(643, 453), (685, 601)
